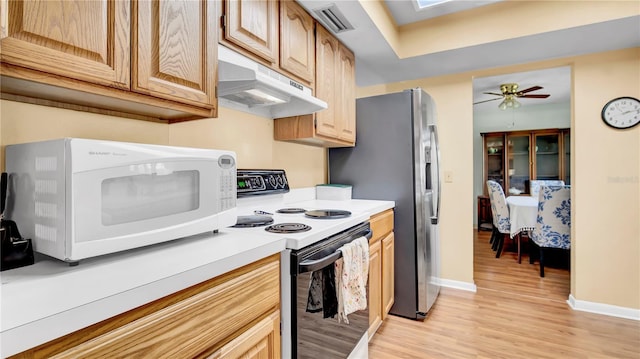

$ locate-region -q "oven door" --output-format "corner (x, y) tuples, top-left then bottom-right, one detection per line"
(290, 223), (372, 359)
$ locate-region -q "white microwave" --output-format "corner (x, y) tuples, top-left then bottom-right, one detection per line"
(5, 138), (237, 264)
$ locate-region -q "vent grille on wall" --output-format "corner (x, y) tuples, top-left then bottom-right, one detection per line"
(313, 4), (354, 33)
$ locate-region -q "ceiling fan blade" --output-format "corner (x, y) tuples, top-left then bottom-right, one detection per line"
(519, 94), (550, 98)
(517, 86), (543, 95)
(473, 98), (503, 105)
(483, 92), (504, 96)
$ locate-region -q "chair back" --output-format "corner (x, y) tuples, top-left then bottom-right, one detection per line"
(531, 186), (571, 249)
(530, 180), (565, 198)
(486, 180), (510, 233)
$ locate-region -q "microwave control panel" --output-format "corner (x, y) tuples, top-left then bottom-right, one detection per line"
(218, 154), (237, 210)
(237, 169), (289, 197)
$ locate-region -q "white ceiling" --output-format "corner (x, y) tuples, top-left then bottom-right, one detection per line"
(472, 66), (572, 111)
(297, 0), (639, 109)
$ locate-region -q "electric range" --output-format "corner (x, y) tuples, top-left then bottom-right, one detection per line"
(224, 170), (371, 359)
(226, 169), (369, 249)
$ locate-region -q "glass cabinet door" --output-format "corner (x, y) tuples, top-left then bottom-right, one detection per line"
(485, 134), (505, 190)
(506, 134), (530, 194)
(563, 131), (570, 185)
(534, 133), (561, 180)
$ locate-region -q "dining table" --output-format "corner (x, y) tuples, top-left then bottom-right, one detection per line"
(506, 195), (538, 263)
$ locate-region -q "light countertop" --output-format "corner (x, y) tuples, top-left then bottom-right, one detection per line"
(0, 195), (394, 357)
(0, 231), (286, 357)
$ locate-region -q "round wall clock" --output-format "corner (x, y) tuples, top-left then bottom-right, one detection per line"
(601, 96), (640, 129)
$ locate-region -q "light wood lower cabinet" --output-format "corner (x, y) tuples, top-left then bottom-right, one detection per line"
(368, 209), (395, 339)
(208, 311), (281, 359)
(381, 232), (395, 319)
(10, 255), (281, 359)
(368, 238), (382, 338)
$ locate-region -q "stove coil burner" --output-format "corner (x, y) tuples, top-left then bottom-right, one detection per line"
(265, 223), (312, 233)
(304, 209), (352, 219)
(276, 208), (307, 214)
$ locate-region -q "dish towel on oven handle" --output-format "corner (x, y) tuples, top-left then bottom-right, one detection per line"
(335, 236), (369, 324)
(306, 264), (338, 318)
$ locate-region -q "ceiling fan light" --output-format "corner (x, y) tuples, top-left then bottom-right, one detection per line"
(498, 96), (521, 110)
(498, 99), (508, 110)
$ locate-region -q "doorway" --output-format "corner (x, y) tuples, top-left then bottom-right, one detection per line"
(471, 66), (572, 301)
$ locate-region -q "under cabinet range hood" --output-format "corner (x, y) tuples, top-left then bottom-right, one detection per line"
(217, 46), (327, 118)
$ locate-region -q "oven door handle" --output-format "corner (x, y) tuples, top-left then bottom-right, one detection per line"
(298, 229), (372, 273)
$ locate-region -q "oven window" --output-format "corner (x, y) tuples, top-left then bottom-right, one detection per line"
(101, 170), (199, 226)
(296, 266), (369, 358)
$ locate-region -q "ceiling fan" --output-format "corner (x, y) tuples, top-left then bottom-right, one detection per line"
(474, 83), (550, 110)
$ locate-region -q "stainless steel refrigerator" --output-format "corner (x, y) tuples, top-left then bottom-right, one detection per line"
(328, 88), (441, 320)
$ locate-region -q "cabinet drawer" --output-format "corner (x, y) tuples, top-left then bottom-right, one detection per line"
(50, 258), (280, 359)
(370, 209), (394, 242)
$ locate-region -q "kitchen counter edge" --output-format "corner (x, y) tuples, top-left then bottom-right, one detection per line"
(0, 231), (286, 358)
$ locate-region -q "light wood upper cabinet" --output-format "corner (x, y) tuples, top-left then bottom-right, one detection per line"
(336, 43), (356, 143)
(314, 26), (356, 145)
(273, 24), (356, 148)
(134, 0), (217, 108)
(0, 0), (216, 122)
(222, 0), (278, 66)
(280, 0), (315, 84)
(315, 25), (340, 139)
(0, 0), (131, 89)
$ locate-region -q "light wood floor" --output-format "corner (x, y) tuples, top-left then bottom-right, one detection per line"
(368, 230), (640, 358)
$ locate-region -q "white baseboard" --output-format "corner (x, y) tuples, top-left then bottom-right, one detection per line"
(439, 278), (477, 292)
(567, 294), (640, 321)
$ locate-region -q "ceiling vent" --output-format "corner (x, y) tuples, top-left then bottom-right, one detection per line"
(313, 4), (354, 33)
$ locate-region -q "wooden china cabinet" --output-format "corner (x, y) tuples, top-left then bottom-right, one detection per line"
(482, 128), (571, 196)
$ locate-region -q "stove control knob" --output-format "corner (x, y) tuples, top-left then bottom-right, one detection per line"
(268, 175), (277, 188)
(277, 175), (285, 188)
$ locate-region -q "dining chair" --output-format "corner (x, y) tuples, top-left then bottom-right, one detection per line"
(529, 185), (571, 277)
(529, 180), (565, 198)
(486, 180), (511, 258)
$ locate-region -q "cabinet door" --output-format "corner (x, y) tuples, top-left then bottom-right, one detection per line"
(134, 0), (216, 107)
(533, 133), (561, 181)
(506, 133), (531, 193)
(381, 232), (395, 319)
(368, 239), (382, 339)
(280, 0), (314, 84)
(315, 25), (339, 139)
(483, 133), (505, 192)
(0, 0), (130, 89)
(208, 311), (280, 359)
(563, 130), (571, 185)
(224, 0), (278, 65)
(337, 44), (356, 143)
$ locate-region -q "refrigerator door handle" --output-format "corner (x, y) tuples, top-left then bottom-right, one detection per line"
(428, 124), (441, 225)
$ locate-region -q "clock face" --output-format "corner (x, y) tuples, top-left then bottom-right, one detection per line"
(601, 97), (640, 129)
